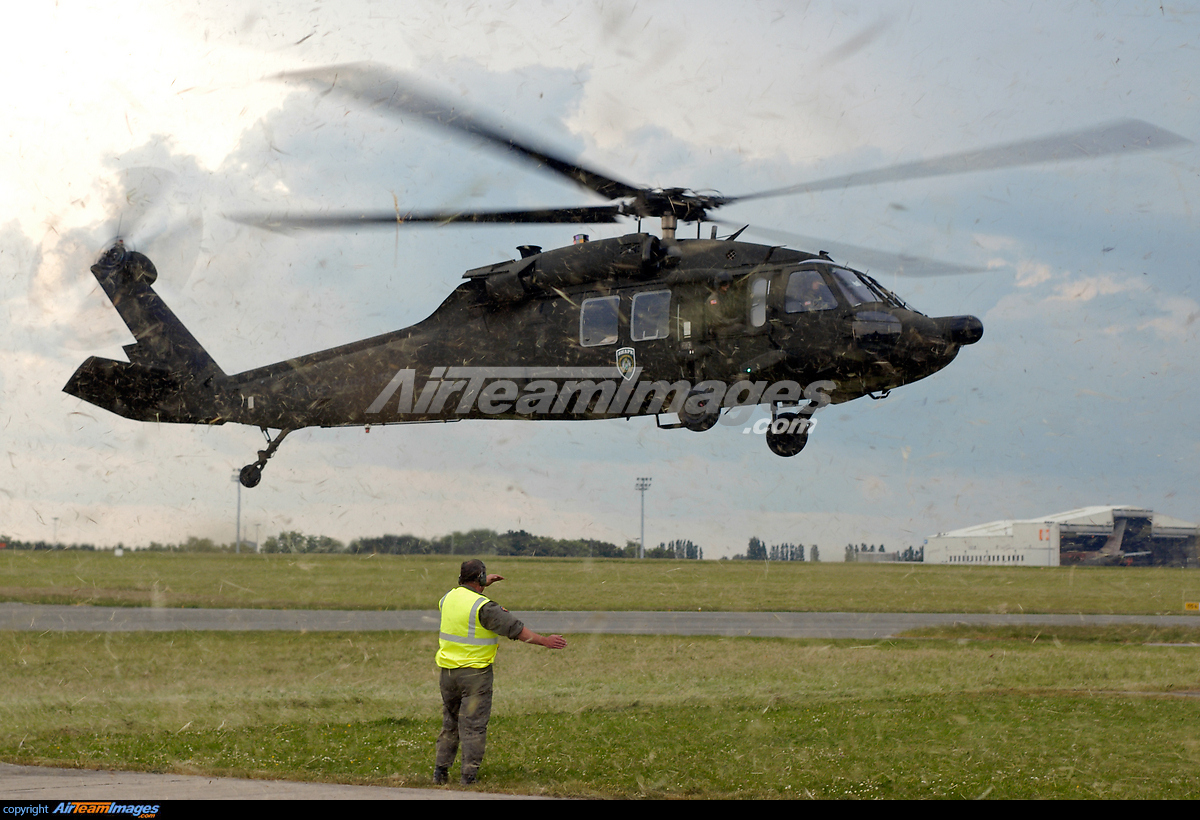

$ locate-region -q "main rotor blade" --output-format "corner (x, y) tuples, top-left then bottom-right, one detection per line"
(725, 119), (1191, 204)
(230, 205), (625, 232)
(277, 63), (643, 202)
(713, 219), (988, 278)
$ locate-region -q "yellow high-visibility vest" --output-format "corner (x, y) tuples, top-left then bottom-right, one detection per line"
(436, 586), (500, 669)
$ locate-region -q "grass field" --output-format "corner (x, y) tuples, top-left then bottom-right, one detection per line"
(2, 628), (1198, 798)
(3, 550), (1199, 613)
(2, 552), (1199, 798)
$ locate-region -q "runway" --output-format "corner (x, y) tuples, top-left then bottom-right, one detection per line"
(0, 762), (532, 800)
(2, 602), (1195, 638)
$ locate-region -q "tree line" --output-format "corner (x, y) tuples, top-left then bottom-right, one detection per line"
(350, 531), (703, 559)
(0, 530), (699, 559)
(0, 537), (100, 551)
(842, 543), (923, 562)
(1, 531), (923, 561)
(348, 529), (632, 557)
(729, 537), (819, 562)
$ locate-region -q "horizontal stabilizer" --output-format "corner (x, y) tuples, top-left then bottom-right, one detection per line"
(64, 357), (229, 424)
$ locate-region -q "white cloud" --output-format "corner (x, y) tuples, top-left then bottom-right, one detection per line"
(1015, 260), (1055, 288)
(1138, 294), (1200, 342)
(1048, 273), (1137, 302)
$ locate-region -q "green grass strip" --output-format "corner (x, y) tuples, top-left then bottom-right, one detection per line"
(4, 630), (1199, 798)
(4, 552), (1200, 614)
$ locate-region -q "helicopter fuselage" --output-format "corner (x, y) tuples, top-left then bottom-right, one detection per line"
(66, 234), (980, 433)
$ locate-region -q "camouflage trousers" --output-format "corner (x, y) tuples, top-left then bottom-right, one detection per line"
(435, 665), (495, 779)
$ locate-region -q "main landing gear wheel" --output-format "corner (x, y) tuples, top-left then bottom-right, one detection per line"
(765, 413), (809, 457)
(239, 428), (293, 488)
(678, 389), (721, 432)
(681, 411), (719, 432)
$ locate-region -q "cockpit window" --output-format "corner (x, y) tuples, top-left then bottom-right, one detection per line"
(857, 272), (913, 310)
(831, 267), (880, 306)
(784, 270), (838, 313)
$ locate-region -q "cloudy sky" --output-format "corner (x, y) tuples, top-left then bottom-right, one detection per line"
(3, 1), (1197, 558)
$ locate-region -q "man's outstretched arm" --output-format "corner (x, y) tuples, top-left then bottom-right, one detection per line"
(518, 627), (567, 649)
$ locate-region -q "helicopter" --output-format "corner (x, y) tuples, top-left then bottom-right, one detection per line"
(63, 65), (1189, 488)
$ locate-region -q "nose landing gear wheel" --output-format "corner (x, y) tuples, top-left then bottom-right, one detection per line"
(239, 464), (262, 488)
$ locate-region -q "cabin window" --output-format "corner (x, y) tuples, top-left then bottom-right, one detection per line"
(831, 267), (878, 306)
(784, 270), (838, 313)
(748, 277), (769, 327)
(580, 295), (620, 346)
(630, 290), (671, 341)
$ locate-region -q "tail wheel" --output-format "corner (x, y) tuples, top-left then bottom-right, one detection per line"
(239, 464), (262, 488)
(238, 428), (294, 488)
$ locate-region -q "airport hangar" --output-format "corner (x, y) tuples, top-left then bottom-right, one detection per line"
(924, 506), (1198, 567)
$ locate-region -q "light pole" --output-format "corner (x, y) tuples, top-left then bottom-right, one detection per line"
(231, 472), (242, 554)
(635, 477), (652, 559)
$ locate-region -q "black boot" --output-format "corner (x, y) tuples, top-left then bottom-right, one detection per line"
(433, 766), (448, 785)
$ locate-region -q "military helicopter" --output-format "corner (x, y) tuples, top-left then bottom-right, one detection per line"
(63, 65), (1188, 487)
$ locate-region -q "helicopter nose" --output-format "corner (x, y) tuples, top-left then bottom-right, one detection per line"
(935, 315), (984, 346)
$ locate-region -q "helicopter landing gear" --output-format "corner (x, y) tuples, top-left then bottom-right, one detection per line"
(239, 427), (293, 488)
(678, 389), (721, 432)
(239, 463), (263, 488)
(680, 409), (720, 432)
(765, 412), (810, 457)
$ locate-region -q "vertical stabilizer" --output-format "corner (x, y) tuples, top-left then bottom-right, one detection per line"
(89, 243), (224, 379)
(63, 244), (230, 424)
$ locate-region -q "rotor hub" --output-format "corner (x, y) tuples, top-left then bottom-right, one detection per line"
(95, 240), (127, 270)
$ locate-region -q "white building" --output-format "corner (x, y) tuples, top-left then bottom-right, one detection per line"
(924, 506), (1198, 567)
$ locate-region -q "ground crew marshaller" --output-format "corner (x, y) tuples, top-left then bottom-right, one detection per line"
(434, 559), (567, 786)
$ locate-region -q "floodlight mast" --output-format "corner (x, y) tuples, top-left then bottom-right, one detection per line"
(231, 472), (242, 554)
(636, 477), (652, 559)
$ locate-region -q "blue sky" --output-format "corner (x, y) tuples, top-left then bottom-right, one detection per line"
(2, 1), (1197, 557)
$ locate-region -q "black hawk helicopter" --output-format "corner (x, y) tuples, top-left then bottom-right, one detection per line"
(63, 65), (1188, 487)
